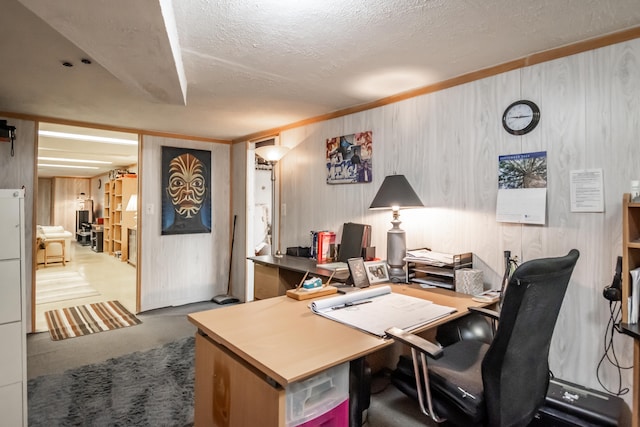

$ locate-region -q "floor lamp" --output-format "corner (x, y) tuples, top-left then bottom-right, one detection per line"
(369, 174), (424, 282)
(255, 144), (290, 257)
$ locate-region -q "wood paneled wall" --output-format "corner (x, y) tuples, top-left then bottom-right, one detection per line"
(51, 177), (91, 233)
(139, 135), (231, 311)
(231, 141), (247, 301)
(36, 177), (52, 225)
(268, 38), (640, 407)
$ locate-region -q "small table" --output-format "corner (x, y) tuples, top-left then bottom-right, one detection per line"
(44, 238), (66, 266)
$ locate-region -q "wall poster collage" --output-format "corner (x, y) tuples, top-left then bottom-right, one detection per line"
(326, 131), (372, 184)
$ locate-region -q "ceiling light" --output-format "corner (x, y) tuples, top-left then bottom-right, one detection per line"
(38, 163), (99, 170)
(38, 130), (138, 146)
(38, 156), (112, 164)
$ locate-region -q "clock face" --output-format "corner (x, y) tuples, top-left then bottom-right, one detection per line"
(502, 100), (540, 135)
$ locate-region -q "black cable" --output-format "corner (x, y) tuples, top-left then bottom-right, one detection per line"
(8, 126), (15, 157)
(596, 300), (631, 396)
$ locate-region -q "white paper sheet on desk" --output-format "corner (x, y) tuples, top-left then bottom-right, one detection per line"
(310, 286), (456, 337)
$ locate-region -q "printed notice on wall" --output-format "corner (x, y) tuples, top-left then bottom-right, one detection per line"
(570, 169), (604, 212)
(496, 151), (547, 225)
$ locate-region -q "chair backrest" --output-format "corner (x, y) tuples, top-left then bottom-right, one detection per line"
(481, 249), (579, 427)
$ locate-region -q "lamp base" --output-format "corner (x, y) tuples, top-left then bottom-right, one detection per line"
(387, 267), (406, 283)
(387, 217), (407, 283)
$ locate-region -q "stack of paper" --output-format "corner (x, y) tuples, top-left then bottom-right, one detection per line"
(404, 249), (454, 267)
(310, 285), (456, 337)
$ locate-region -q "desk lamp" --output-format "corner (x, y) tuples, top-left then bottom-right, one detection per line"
(369, 174), (424, 282)
(255, 144), (290, 257)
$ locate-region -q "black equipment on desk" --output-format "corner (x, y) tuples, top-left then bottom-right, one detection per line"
(286, 246), (311, 257)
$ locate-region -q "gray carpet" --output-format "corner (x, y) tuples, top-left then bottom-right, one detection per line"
(26, 300), (433, 427)
(28, 336), (195, 427)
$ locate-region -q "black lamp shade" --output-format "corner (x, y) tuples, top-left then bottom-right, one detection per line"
(369, 175), (424, 209)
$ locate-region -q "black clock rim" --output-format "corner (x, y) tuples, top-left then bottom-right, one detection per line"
(502, 100), (540, 135)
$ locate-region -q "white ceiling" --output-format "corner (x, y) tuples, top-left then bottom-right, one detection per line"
(1, 0), (640, 144)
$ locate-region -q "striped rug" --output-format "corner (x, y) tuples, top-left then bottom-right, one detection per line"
(44, 301), (142, 341)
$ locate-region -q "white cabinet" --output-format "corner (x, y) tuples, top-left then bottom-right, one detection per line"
(0, 189), (27, 426)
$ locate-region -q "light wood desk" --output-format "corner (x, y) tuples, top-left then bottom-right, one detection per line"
(188, 284), (488, 426)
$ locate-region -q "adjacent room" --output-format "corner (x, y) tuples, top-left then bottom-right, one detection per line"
(34, 123), (139, 332)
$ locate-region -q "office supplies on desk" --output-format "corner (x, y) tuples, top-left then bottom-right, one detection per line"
(472, 290), (501, 303)
(405, 249), (473, 291)
(310, 285), (456, 337)
(331, 300), (372, 310)
(286, 270), (338, 300)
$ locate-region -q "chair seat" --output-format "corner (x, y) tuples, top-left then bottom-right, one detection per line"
(429, 339), (489, 422)
(393, 339), (489, 424)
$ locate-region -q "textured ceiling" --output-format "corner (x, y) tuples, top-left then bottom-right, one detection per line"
(1, 0), (640, 142)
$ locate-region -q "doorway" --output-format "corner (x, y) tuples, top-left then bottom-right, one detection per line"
(34, 122), (139, 332)
(245, 137), (280, 301)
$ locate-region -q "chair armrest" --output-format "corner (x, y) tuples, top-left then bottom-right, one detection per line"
(385, 327), (443, 359)
(469, 306), (499, 321)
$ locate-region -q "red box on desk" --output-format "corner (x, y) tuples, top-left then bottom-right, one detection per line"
(316, 231), (336, 264)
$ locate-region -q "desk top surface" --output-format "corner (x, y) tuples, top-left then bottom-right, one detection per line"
(249, 255), (350, 281)
(188, 284), (487, 386)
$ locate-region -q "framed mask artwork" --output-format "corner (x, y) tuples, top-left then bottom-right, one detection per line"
(161, 146), (212, 235)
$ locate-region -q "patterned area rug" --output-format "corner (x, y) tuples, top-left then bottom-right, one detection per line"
(44, 300), (142, 341)
(36, 270), (100, 304)
(28, 336), (195, 426)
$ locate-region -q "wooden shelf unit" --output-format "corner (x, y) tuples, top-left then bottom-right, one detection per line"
(105, 176), (137, 262)
(621, 193), (640, 427)
(103, 182), (111, 254)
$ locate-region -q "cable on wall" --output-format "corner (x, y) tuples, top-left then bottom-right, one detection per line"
(0, 120), (16, 157)
(595, 300), (631, 396)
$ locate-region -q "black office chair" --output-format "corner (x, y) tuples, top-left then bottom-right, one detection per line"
(386, 249), (580, 427)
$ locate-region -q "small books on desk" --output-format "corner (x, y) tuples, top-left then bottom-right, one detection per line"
(309, 285), (456, 337)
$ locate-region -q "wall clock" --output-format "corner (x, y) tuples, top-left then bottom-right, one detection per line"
(502, 100), (540, 135)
